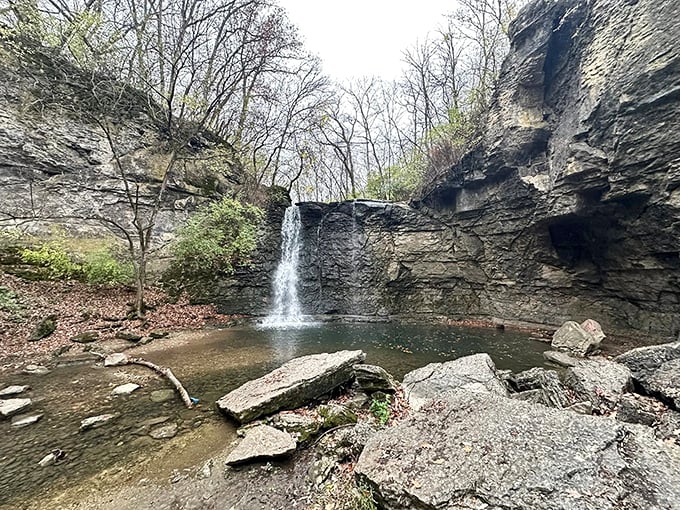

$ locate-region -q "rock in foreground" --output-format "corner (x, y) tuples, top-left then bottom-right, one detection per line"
(225, 425), (296, 466)
(356, 391), (680, 509)
(402, 353), (507, 410)
(216, 350), (366, 423)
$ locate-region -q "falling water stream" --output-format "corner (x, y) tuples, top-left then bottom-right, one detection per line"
(262, 205), (306, 327)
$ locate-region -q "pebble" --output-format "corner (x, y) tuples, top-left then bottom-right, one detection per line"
(111, 383), (141, 396)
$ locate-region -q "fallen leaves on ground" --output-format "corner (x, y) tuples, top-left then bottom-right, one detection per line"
(0, 272), (239, 366)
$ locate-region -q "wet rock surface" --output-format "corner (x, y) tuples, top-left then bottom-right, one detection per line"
(216, 350), (366, 423)
(402, 353), (507, 410)
(355, 391), (680, 510)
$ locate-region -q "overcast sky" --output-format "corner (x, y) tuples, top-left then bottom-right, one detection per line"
(278, 1), (456, 81)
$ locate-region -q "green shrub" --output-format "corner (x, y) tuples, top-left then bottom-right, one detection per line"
(82, 248), (133, 285)
(369, 394), (391, 425)
(20, 241), (81, 279)
(171, 197), (264, 279)
(0, 286), (20, 312)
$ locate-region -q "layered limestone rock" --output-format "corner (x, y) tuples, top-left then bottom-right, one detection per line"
(216, 0), (680, 339)
(0, 42), (243, 247)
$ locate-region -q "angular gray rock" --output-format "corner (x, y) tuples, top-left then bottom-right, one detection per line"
(225, 425), (296, 466)
(0, 398), (32, 419)
(104, 353), (128, 367)
(643, 359), (680, 409)
(616, 342), (680, 409)
(402, 353), (507, 411)
(616, 394), (663, 427)
(355, 391), (680, 509)
(80, 414), (116, 431)
(615, 341), (680, 378)
(565, 359), (632, 412)
(509, 367), (572, 408)
(353, 364), (397, 393)
(543, 350), (579, 368)
(111, 383), (141, 396)
(551, 320), (603, 356)
(270, 412), (321, 443)
(0, 385), (30, 397)
(11, 413), (43, 428)
(216, 350), (366, 423)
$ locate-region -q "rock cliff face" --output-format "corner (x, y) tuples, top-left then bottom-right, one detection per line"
(221, 0), (680, 339)
(0, 43), (242, 243)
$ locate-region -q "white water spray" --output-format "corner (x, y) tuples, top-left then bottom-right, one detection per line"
(263, 205), (304, 327)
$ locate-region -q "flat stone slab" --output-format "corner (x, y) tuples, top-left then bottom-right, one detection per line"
(217, 350), (366, 423)
(11, 413), (43, 428)
(225, 425), (296, 465)
(112, 383), (141, 396)
(402, 353), (507, 410)
(0, 398), (32, 419)
(80, 414), (117, 431)
(0, 385), (30, 397)
(22, 364), (50, 375)
(356, 391), (680, 509)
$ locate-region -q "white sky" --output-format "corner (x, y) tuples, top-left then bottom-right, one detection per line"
(278, 1), (456, 81)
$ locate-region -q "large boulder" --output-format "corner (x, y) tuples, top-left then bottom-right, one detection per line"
(402, 353), (507, 410)
(216, 350), (366, 423)
(355, 391), (680, 509)
(565, 358), (632, 413)
(551, 320), (604, 356)
(225, 425), (296, 466)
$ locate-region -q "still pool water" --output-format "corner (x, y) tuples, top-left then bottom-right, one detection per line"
(0, 323), (550, 508)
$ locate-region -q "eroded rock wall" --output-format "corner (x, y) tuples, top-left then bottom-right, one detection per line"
(0, 44), (242, 244)
(217, 0), (680, 339)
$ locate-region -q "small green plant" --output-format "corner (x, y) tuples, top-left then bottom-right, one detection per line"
(0, 286), (21, 312)
(20, 241), (81, 279)
(81, 248), (133, 285)
(352, 483), (378, 510)
(369, 393), (391, 425)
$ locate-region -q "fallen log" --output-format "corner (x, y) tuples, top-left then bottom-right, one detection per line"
(97, 352), (195, 409)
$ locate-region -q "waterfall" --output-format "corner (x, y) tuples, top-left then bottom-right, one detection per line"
(263, 205), (304, 327)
